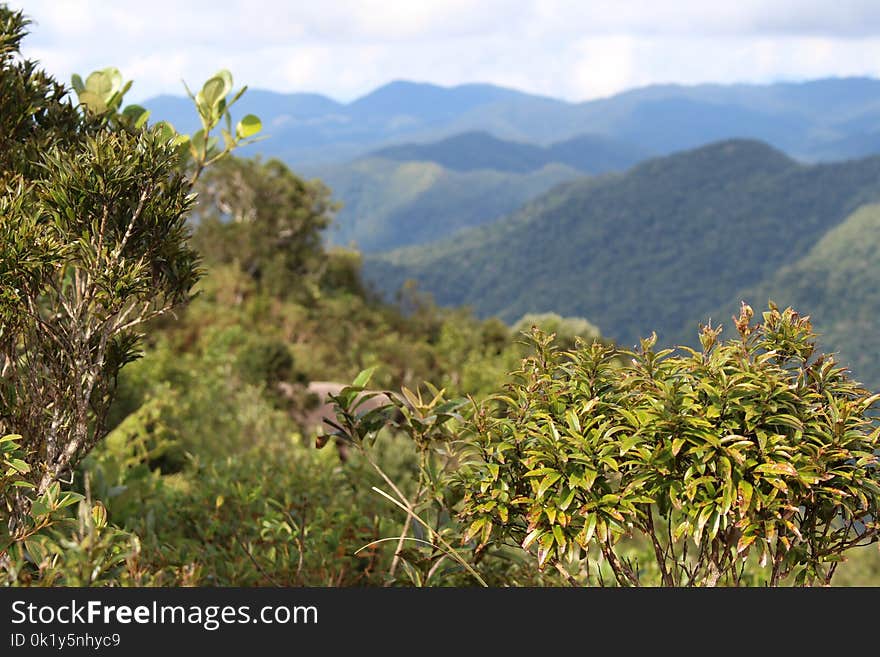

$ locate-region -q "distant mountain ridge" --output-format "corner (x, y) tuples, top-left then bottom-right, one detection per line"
(143, 76), (880, 167)
(366, 131), (647, 174)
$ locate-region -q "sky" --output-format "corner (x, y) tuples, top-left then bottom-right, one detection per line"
(12, 1), (880, 104)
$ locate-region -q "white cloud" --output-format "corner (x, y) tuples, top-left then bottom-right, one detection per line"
(9, 1), (880, 103)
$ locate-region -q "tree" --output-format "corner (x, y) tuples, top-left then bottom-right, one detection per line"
(192, 157), (337, 301)
(0, 7), (258, 538)
(460, 303), (880, 586)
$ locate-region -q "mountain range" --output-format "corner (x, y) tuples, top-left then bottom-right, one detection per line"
(144, 76), (880, 168)
(311, 132), (647, 251)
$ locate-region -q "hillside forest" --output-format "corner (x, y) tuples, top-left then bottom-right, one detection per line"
(1, 7), (879, 587)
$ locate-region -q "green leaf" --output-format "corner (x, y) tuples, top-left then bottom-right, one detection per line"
(552, 525), (566, 548)
(582, 469), (598, 490)
(755, 462), (798, 478)
(464, 518), (486, 543)
(565, 409), (580, 433)
(77, 89), (107, 113)
(558, 488), (576, 512)
(524, 467), (558, 478)
(619, 433), (641, 455)
(537, 472), (562, 498)
(200, 75), (227, 109)
(214, 69), (234, 98)
(30, 498), (49, 518)
(352, 367), (376, 389)
(85, 67), (121, 99)
(121, 104), (150, 129)
(8, 458), (29, 474)
(768, 414), (804, 432)
(190, 129), (207, 158)
(738, 480), (753, 512)
(582, 513), (597, 545)
(521, 528), (542, 550)
(235, 114), (262, 139)
(57, 492), (84, 509)
(153, 120), (178, 142)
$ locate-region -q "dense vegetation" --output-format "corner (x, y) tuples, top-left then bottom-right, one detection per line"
(2, 8), (879, 587)
(366, 140), (880, 388)
(460, 305), (880, 586)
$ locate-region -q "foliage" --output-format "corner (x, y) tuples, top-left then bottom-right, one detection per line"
(72, 66), (150, 128)
(235, 336), (298, 389)
(5, 8), (880, 588)
(0, 8), (256, 543)
(192, 157), (336, 300)
(0, 434), (135, 587)
(320, 370), (494, 586)
(512, 312), (602, 351)
(72, 65), (263, 184)
(460, 303), (880, 586)
(83, 435), (396, 586)
(1, 434), (82, 557)
(0, 120), (199, 516)
(0, 8), (85, 184)
(2, 497), (147, 587)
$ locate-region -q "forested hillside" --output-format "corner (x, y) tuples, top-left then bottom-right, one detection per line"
(728, 203), (880, 389)
(313, 157), (581, 251)
(365, 140), (880, 385)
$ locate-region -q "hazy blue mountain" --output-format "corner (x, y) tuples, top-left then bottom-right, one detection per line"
(367, 131), (647, 174)
(363, 140), (880, 354)
(144, 80), (567, 165)
(347, 81), (533, 121)
(143, 76), (880, 168)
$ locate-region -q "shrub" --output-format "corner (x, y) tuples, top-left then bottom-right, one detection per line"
(460, 303), (880, 586)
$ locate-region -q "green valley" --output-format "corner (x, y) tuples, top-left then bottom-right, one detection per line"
(313, 157), (581, 251)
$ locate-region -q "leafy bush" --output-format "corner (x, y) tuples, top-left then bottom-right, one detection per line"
(235, 337), (297, 388)
(2, 498), (149, 587)
(511, 312), (602, 350)
(460, 303), (880, 586)
(2, 433), (142, 587)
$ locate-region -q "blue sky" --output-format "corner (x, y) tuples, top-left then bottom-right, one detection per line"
(12, 1), (880, 103)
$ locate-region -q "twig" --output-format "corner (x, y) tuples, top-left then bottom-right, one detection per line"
(235, 535), (282, 587)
